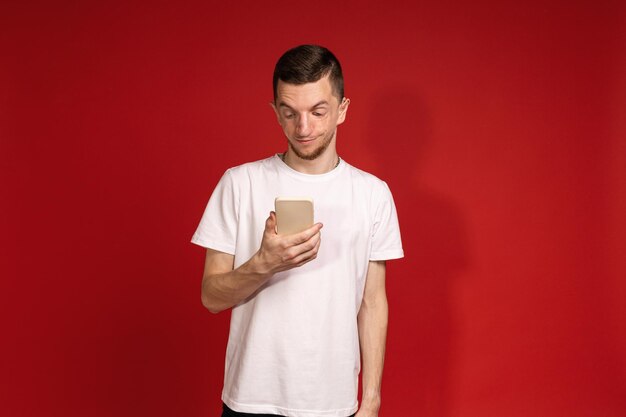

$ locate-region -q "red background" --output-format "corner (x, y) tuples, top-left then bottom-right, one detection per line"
(2, 1), (625, 416)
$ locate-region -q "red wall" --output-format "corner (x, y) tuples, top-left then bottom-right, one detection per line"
(2, 1), (625, 416)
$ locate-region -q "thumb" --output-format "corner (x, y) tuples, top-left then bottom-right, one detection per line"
(265, 211), (277, 234)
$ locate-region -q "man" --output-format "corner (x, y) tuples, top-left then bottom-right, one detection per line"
(192, 45), (403, 417)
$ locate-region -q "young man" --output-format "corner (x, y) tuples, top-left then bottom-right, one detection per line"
(192, 45), (403, 417)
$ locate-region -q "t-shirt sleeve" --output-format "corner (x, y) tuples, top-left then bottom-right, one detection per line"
(370, 181), (404, 261)
(191, 169), (238, 255)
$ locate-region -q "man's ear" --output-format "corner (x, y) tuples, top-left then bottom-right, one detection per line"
(337, 97), (350, 125)
(270, 101), (280, 123)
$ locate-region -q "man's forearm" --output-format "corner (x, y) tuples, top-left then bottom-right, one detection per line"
(201, 253), (272, 313)
(357, 293), (389, 412)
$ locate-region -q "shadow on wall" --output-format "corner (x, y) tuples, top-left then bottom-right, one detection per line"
(367, 89), (470, 417)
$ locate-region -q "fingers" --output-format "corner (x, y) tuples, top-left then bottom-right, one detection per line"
(286, 222), (323, 245)
(281, 229), (321, 264)
(259, 212), (323, 272)
(291, 234), (322, 267)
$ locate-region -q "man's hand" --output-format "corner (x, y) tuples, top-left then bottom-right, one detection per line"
(253, 211), (323, 274)
(200, 211), (322, 313)
(355, 410), (378, 417)
(355, 394), (381, 417)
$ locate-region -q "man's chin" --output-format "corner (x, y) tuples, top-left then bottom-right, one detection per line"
(291, 147), (324, 161)
(289, 139), (332, 161)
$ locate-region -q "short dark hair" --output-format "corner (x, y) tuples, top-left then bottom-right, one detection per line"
(273, 44), (344, 101)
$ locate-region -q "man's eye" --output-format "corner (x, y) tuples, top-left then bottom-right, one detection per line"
(312, 112), (326, 117)
(283, 113), (295, 119)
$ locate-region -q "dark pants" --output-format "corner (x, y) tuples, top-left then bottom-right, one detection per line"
(222, 403), (356, 417)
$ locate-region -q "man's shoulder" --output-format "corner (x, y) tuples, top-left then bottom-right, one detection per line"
(342, 160), (390, 192)
(223, 155), (277, 178)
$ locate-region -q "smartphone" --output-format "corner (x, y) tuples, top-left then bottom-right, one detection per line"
(274, 197), (314, 235)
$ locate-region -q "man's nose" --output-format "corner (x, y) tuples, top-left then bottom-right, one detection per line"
(296, 114), (311, 137)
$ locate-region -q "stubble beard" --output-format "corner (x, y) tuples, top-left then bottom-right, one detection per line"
(288, 130), (336, 161)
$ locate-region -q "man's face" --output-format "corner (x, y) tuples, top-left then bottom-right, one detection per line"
(272, 75), (349, 161)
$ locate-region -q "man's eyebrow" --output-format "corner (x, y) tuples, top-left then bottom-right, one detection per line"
(277, 101), (330, 110)
(311, 101), (329, 109)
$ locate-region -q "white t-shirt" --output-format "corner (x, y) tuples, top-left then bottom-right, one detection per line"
(192, 154), (403, 417)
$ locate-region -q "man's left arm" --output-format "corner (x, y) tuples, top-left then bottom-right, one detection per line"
(356, 260), (388, 417)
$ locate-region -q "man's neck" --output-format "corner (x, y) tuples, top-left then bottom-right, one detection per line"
(282, 148), (340, 175)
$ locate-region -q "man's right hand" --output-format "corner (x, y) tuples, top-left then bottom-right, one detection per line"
(253, 211), (323, 275)
(200, 212), (323, 313)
